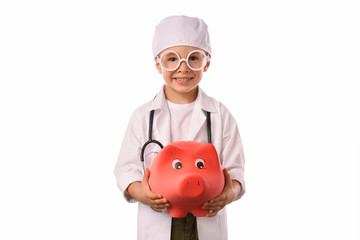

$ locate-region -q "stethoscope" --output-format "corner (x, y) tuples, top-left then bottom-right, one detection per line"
(140, 109), (212, 162)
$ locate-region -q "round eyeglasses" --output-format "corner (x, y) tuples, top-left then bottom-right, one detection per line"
(157, 50), (209, 71)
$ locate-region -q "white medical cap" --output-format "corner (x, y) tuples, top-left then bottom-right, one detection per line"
(152, 15), (212, 58)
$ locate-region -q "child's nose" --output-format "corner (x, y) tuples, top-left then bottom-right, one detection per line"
(177, 60), (190, 72)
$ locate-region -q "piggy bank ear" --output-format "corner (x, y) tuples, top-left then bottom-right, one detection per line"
(202, 143), (218, 155)
(197, 144), (220, 166)
(157, 144), (183, 163)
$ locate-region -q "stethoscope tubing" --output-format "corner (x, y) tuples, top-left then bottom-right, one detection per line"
(140, 109), (211, 162)
(140, 110), (163, 162)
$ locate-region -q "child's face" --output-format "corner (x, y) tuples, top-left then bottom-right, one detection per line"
(155, 46), (210, 102)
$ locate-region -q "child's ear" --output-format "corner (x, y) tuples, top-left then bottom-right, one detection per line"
(203, 60), (210, 72)
(155, 60), (162, 74)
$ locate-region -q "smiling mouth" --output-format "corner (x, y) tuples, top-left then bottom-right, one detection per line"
(173, 77), (193, 84)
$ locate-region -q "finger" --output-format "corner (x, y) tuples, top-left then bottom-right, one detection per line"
(150, 197), (169, 205)
(202, 201), (225, 210)
(145, 189), (163, 200)
(202, 201), (226, 211)
(212, 193), (227, 203)
(150, 198), (171, 209)
(152, 207), (170, 213)
(203, 193), (226, 207)
(151, 202), (171, 209)
(206, 210), (220, 217)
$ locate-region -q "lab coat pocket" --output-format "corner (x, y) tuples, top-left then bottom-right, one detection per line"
(138, 202), (172, 240)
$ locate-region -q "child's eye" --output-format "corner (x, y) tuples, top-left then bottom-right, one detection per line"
(189, 56), (198, 61)
(168, 57), (178, 62)
(172, 159), (182, 169)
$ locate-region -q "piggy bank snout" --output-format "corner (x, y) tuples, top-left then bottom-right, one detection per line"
(179, 175), (205, 198)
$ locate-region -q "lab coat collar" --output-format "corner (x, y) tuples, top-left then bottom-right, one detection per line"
(148, 86), (167, 112)
(148, 86), (171, 145)
(148, 86), (217, 144)
(197, 87), (217, 113)
(189, 88), (217, 141)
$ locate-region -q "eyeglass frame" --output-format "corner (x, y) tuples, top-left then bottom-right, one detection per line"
(156, 49), (210, 71)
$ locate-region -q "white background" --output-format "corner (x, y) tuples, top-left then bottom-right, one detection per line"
(1, 0), (359, 239)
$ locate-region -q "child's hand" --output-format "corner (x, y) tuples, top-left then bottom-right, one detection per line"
(127, 168), (170, 211)
(202, 168), (241, 217)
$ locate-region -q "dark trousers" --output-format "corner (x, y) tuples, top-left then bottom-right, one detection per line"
(171, 213), (199, 240)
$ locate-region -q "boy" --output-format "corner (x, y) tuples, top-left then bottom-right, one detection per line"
(114, 15), (245, 240)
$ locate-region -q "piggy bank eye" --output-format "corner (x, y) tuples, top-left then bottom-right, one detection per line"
(172, 159), (182, 169)
(195, 159), (205, 169)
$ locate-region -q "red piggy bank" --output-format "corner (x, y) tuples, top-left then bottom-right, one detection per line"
(149, 141), (225, 218)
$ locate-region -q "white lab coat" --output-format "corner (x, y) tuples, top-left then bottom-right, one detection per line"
(114, 86), (245, 240)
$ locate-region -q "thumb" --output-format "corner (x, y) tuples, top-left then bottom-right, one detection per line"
(143, 168), (150, 183)
(223, 168), (232, 184)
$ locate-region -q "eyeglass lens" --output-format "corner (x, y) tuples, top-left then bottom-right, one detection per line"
(160, 51), (207, 71)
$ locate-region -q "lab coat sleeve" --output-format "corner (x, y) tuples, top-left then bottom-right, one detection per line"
(219, 104), (245, 201)
(114, 109), (144, 203)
